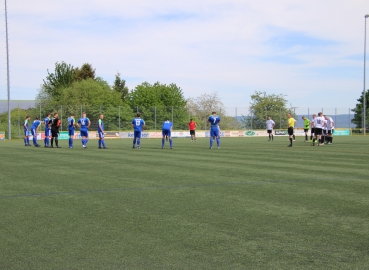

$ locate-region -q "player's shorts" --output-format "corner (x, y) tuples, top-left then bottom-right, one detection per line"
(327, 130), (332, 135)
(80, 129), (88, 137)
(31, 129), (36, 137)
(304, 129), (309, 133)
(314, 128), (322, 136)
(98, 131), (104, 139)
(69, 129), (75, 136)
(210, 127), (219, 137)
(311, 128), (315, 134)
(45, 129), (51, 137)
(162, 129), (171, 137)
(51, 128), (59, 138)
(267, 129), (272, 134)
(24, 129), (29, 137)
(322, 129), (327, 135)
(134, 130), (141, 139)
(288, 127), (294, 136)
(190, 130), (195, 135)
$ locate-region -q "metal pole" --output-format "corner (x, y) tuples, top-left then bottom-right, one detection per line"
(118, 106), (120, 131)
(363, 15), (369, 135)
(5, 0), (11, 140)
(18, 103), (20, 139)
(60, 105), (62, 131)
(172, 106), (174, 125)
(154, 106), (156, 130)
(280, 108), (281, 129)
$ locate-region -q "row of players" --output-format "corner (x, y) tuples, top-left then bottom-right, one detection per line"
(22, 111), (221, 149)
(266, 112), (335, 147)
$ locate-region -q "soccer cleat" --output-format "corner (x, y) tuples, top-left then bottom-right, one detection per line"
(162, 147), (164, 149)
(209, 147), (212, 149)
(34, 145), (40, 147)
(137, 146), (140, 149)
(217, 147), (220, 149)
(98, 147), (102, 149)
(83, 145), (86, 148)
(69, 147), (73, 149)
(170, 147), (172, 149)
(132, 146), (136, 149)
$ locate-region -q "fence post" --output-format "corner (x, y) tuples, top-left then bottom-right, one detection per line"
(18, 103), (20, 139)
(235, 107), (238, 129)
(60, 105), (63, 131)
(39, 104), (42, 130)
(279, 108), (282, 129)
(154, 106), (156, 130)
(118, 106), (121, 131)
(251, 110), (253, 130)
(172, 106), (174, 125)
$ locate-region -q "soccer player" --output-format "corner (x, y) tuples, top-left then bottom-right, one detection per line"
(208, 111), (221, 149)
(31, 117), (41, 147)
(162, 119), (173, 149)
(23, 116), (31, 146)
(67, 114), (75, 148)
(311, 112), (325, 146)
(43, 113), (51, 147)
(302, 116), (310, 142)
(266, 116), (275, 141)
(131, 112), (145, 149)
(310, 114), (316, 141)
(287, 113), (295, 147)
(50, 112), (61, 148)
(321, 116), (328, 144)
(324, 115), (334, 145)
(188, 119), (197, 141)
(98, 114), (107, 149)
(77, 112), (91, 148)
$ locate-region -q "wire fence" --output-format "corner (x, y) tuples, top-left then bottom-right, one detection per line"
(0, 100), (363, 139)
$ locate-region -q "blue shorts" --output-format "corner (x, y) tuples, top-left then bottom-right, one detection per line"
(31, 129), (36, 137)
(134, 131), (141, 139)
(210, 127), (219, 137)
(80, 129), (88, 137)
(24, 129), (29, 137)
(45, 129), (51, 137)
(98, 131), (104, 139)
(69, 129), (75, 136)
(162, 129), (171, 137)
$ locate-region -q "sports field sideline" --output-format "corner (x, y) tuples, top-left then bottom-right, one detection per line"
(0, 137), (368, 269)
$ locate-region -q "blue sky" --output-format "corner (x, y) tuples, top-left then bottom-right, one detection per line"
(0, 0), (368, 114)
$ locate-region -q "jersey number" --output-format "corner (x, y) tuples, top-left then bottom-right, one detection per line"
(136, 120), (141, 126)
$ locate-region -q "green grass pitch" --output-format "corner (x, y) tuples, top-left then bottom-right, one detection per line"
(0, 136), (368, 269)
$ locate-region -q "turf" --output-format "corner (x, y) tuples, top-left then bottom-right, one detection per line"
(0, 136), (368, 269)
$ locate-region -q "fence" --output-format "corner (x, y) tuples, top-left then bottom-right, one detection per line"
(0, 100), (364, 139)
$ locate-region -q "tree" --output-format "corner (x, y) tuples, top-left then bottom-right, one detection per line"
(129, 82), (188, 129)
(187, 92), (238, 130)
(241, 91), (295, 129)
(351, 91), (369, 128)
(41, 61), (75, 100)
(73, 63), (95, 81)
(113, 73), (129, 102)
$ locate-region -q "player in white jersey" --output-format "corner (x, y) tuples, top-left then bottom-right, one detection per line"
(321, 116), (328, 144)
(310, 114), (316, 141)
(311, 112), (325, 146)
(324, 115), (334, 144)
(266, 116), (275, 141)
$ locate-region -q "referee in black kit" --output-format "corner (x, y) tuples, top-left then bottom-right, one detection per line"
(50, 112), (61, 148)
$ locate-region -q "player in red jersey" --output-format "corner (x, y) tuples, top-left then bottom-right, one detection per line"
(188, 119), (197, 141)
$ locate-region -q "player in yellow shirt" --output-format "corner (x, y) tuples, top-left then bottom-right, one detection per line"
(287, 113), (296, 147)
(302, 116), (310, 142)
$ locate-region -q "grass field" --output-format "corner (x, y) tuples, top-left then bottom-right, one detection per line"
(0, 136), (368, 269)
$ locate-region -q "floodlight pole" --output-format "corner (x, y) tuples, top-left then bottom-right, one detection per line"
(364, 14), (369, 135)
(5, 0), (11, 140)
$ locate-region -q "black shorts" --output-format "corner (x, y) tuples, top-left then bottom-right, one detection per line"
(304, 129), (309, 133)
(314, 128), (322, 136)
(288, 127), (294, 136)
(322, 130), (327, 135)
(267, 129), (272, 134)
(311, 128), (315, 134)
(190, 130), (195, 135)
(51, 128), (59, 138)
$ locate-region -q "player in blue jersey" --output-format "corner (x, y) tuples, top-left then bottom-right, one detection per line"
(162, 119), (173, 149)
(208, 111), (221, 149)
(131, 112), (145, 149)
(43, 113), (51, 147)
(31, 117), (41, 147)
(77, 112), (91, 148)
(23, 116), (31, 146)
(67, 113), (75, 148)
(98, 114), (107, 149)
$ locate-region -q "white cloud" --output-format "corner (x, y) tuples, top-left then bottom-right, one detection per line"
(0, 0), (368, 109)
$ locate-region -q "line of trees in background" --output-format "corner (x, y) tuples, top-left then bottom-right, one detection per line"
(5, 60), (354, 136)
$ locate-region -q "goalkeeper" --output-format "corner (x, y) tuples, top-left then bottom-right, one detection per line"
(50, 112), (61, 148)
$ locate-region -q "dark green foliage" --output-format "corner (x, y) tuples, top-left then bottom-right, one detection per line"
(351, 90), (369, 128)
